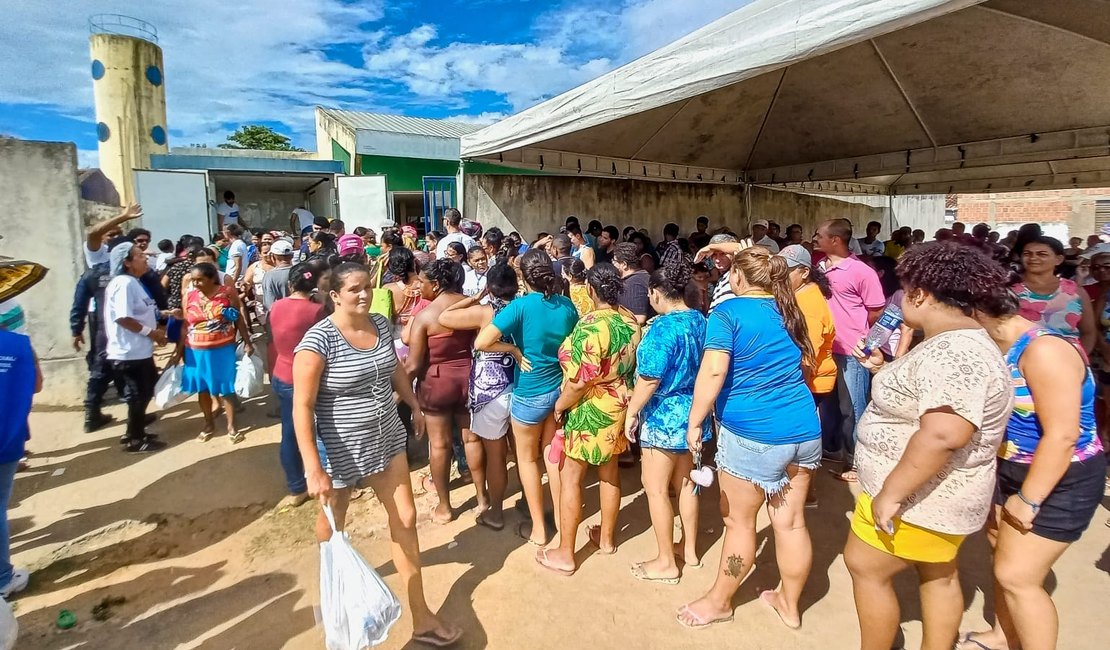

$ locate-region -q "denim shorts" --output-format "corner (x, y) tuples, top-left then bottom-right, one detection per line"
(510, 387), (561, 426)
(716, 426), (821, 496)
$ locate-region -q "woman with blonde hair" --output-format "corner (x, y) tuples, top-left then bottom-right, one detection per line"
(678, 247), (821, 630)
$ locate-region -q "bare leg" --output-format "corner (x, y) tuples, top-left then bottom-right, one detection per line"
(459, 414), (487, 512)
(671, 453), (700, 566)
(478, 436), (508, 528)
(198, 392), (215, 432)
(845, 531), (907, 650)
(366, 454), (460, 642)
(992, 517), (1070, 650)
(639, 449), (680, 578)
(596, 458), (621, 551)
(425, 412), (455, 523)
(917, 559), (963, 650)
(217, 394), (237, 434)
(677, 471), (763, 626)
(761, 465), (813, 629)
(541, 456), (585, 572)
(511, 418), (548, 545)
(540, 413), (561, 535)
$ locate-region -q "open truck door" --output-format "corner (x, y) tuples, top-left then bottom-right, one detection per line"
(134, 169), (211, 244)
(336, 175), (392, 233)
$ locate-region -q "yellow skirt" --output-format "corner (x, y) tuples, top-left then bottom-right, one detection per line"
(851, 492), (965, 563)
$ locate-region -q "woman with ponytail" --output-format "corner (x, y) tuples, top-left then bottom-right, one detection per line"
(678, 247), (821, 631)
(475, 249), (578, 547)
(537, 263), (641, 575)
(624, 259), (708, 582)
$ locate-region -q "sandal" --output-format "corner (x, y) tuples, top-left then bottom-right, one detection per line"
(832, 468), (858, 482)
(412, 624), (463, 647)
(535, 548), (575, 577)
(675, 604), (734, 629)
(229, 430), (245, 444)
(630, 562), (679, 585)
(955, 632), (1000, 650)
(197, 428), (214, 442)
(587, 525), (616, 554)
(515, 520), (549, 547)
(475, 510), (505, 531)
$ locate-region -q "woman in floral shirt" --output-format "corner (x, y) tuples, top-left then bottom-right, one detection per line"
(535, 263), (641, 576)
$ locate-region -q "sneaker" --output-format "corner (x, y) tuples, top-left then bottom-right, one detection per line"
(120, 432), (158, 445)
(0, 569), (29, 598)
(84, 412), (115, 433)
(124, 437), (166, 453)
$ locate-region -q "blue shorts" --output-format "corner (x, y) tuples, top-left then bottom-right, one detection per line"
(715, 427), (821, 496)
(510, 388), (560, 426)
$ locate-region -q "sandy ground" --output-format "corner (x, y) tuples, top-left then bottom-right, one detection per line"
(8, 393), (1110, 649)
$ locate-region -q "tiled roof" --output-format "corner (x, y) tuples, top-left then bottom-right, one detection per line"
(319, 107), (482, 139)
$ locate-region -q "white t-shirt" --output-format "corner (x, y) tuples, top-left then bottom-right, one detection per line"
(217, 202), (241, 226)
(848, 238), (863, 256)
(755, 235), (781, 253)
(436, 232), (477, 259)
(463, 266), (487, 297)
(226, 239), (249, 279)
(154, 252), (173, 273)
(292, 208), (315, 232)
(104, 275), (157, 361)
(85, 243), (109, 267)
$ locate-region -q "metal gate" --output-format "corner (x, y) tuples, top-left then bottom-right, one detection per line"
(1096, 199), (1110, 235)
(422, 176), (457, 233)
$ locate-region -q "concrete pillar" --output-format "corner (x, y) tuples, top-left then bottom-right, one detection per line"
(0, 139), (88, 406)
(90, 24), (168, 205)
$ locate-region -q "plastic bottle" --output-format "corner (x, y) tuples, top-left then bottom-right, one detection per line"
(862, 303), (903, 355)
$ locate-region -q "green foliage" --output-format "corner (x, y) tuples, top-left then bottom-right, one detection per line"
(217, 125), (304, 151)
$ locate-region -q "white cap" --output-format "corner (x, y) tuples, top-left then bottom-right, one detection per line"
(753, 219), (769, 228)
(270, 240), (294, 256)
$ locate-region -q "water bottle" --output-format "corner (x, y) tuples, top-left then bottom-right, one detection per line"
(862, 303), (903, 355)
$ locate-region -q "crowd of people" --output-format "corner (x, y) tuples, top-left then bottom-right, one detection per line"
(0, 200), (1105, 650)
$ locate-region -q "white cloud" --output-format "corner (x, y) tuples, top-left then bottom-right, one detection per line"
(77, 148), (99, 169)
(449, 112), (510, 126)
(1, 0), (752, 146)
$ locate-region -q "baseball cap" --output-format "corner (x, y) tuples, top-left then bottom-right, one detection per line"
(270, 240), (294, 256)
(778, 244), (812, 268)
(337, 234), (364, 257)
(753, 219), (769, 228)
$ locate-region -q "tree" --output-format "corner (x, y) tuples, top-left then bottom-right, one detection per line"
(217, 125), (304, 151)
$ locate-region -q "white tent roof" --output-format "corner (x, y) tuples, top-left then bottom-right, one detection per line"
(461, 0), (1110, 194)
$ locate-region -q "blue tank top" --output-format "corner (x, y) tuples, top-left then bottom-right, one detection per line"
(1001, 328), (1103, 463)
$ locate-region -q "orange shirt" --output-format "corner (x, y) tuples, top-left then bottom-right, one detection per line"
(795, 282), (837, 394)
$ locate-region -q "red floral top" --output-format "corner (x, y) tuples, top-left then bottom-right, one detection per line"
(185, 285), (236, 349)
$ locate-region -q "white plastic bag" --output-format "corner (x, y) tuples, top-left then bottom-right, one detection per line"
(154, 364), (187, 410)
(319, 505), (401, 650)
(234, 344), (264, 399)
(0, 598), (16, 650)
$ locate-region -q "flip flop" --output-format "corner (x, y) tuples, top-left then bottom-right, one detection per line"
(630, 562), (679, 585)
(412, 624), (463, 648)
(475, 510), (505, 531)
(760, 590), (801, 630)
(535, 548), (575, 577)
(955, 632), (997, 650)
(832, 468), (858, 483)
(675, 604), (734, 629)
(587, 525), (616, 555)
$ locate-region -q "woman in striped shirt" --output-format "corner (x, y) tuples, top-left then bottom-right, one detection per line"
(293, 261), (461, 647)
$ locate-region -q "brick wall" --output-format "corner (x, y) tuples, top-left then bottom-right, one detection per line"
(955, 187), (1110, 238)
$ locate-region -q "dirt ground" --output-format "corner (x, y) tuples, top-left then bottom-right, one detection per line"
(9, 394), (1110, 649)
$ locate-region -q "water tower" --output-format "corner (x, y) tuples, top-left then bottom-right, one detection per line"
(89, 15), (169, 205)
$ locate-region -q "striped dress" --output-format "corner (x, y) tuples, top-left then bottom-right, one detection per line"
(295, 313), (406, 488)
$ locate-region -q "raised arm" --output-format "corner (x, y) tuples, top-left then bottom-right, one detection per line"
(86, 203), (142, 253)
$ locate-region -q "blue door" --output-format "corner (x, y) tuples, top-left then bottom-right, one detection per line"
(422, 176), (457, 233)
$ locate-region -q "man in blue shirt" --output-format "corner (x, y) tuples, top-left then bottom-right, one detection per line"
(0, 328), (40, 598)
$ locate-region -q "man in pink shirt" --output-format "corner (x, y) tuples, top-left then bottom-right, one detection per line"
(814, 219), (886, 480)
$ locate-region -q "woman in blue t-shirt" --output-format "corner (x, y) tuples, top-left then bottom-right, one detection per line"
(677, 247), (820, 631)
(475, 249), (578, 547)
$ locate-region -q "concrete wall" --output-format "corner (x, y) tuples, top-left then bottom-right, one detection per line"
(0, 139), (89, 406)
(91, 33), (169, 205)
(464, 174), (890, 240)
(802, 193), (947, 237)
(956, 188), (1110, 239)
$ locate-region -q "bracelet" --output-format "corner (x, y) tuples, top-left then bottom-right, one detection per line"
(139, 325), (153, 337)
(1016, 490), (1041, 513)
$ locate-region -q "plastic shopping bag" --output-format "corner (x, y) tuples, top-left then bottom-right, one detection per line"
(319, 505), (401, 650)
(153, 364), (187, 410)
(234, 344), (264, 399)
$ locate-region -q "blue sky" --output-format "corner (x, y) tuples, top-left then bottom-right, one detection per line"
(0, 0), (750, 167)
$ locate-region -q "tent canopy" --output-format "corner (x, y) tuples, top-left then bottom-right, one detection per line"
(461, 0), (1110, 195)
